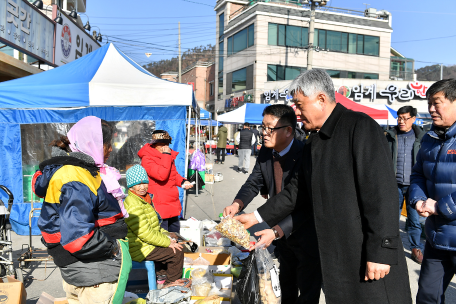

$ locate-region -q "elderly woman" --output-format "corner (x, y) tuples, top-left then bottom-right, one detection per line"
(138, 130), (193, 233)
(33, 116), (131, 304)
(124, 165), (187, 287)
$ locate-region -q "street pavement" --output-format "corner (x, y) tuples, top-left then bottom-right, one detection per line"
(10, 152), (456, 303)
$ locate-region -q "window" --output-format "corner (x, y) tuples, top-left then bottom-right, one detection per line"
(311, 30), (379, 56)
(218, 76), (223, 99)
(363, 73), (379, 79)
(219, 41), (224, 72)
(363, 35), (379, 56)
(326, 70), (341, 78)
(267, 65), (305, 81)
(348, 71), (357, 78)
(219, 13), (224, 39)
(209, 83), (214, 96)
(227, 24), (255, 56)
(232, 68), (247, 92)
(269, 23), (309, 48)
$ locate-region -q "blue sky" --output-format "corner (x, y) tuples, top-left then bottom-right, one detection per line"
(85, 0), (456, 69)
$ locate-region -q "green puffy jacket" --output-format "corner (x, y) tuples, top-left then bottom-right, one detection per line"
(124, 190), (171, 262)
(216, 126), (228, 148)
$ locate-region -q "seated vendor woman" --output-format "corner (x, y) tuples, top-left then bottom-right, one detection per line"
(124, 165), (186, 287)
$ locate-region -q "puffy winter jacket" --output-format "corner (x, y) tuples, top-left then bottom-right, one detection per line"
(410, 123), (456, 251)
(124, 190), (171, 262)
(138, 144), (185, 219)
(216, 126), (228, 148)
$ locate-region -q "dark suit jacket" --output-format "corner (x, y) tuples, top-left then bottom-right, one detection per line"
(257, 104), (412, 304)
(234, 139), (304, 238)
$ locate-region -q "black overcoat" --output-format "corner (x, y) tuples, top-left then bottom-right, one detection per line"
(258, 104), (412, 304)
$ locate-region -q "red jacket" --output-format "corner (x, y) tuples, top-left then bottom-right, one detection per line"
(138, 144), (185, 219)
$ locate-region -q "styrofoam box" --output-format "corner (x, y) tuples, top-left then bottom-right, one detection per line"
(180, 220), (204, 247)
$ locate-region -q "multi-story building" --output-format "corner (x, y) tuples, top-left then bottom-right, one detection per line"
(161, 61), (215, 110)
(214, 0), (425, 114)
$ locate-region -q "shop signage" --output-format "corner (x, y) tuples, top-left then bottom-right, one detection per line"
(225, 94), (253, 108)
(0, 0), (54, 64)
(337, 81), (429, 104)
(263, 89), (293, 102)
(54, 9), (100, 66)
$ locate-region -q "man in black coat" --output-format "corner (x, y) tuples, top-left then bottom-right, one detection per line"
(224, 104), (320, 304)
(236, 69), (412, 304)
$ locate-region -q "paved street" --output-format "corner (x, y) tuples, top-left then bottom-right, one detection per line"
(10, 152), (456, 303)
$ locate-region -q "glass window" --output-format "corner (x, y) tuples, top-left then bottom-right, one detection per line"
(363, 35), (379, 56)
(218, 76), (223, 95)
(302, 27), (309, 47)
(219, 41), (224, 72)
(233, 28), (247, 53)
(232, 68), (247, 92)
(313, 29), (319, 46)
(406, 61), (414, 73)
(341, 33), (348, 53)
(227, 37), (233, 56)
(278, 25), (286, 46)
(277, 65), (285, 81)
(326, 31), (341, 52)
(348, 71), (357, 78)
(248, 24), (254, 47)
(267, 65), (277, 81)
(363, 73), (378, 79)
(348, 33), (356, 54)
(357, 35), (364, 54)
(268, 23), (278, 45)
(285, 66), (301, 80)
(318, 29), (326, 49)
(210, 83), (214, 96)
(326, 70), (341, 78)
(286, 25), (302, 47)
(67, 0), (77, 11)
(219, 13), (224, 38)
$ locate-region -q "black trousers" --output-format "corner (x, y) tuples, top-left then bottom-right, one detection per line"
(416, 241), (456, 304)
(276, 236), (322, 304)
(216, 148), (225, 162)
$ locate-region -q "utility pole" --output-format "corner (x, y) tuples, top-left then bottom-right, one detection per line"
(440, 64), (443, 80)
(306, 0), (327, 70)
(178, 22), (182, 83)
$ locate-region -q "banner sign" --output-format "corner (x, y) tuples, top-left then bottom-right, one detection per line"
(0, 0), (54, 64)
(337, 81), (429, 104)
(54, 8), (100, 66)
(263, 89), (293, 102)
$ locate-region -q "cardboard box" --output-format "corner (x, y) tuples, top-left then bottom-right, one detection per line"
(189, 300), (231, 304)
(0, 277), (26, 304)
(36, 291), (68, 304)
(180, 220), (204, 247)
(183, 252), (231, 278)
(190, 274), (233, 303)
(205, 174), (214, 184)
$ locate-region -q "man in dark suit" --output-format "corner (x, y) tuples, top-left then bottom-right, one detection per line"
(223, 104), (321, 304)
(236, 69), (412, 304)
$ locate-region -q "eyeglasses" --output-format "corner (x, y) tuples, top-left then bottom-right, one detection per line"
(260, 125), (290, 135)
(397, 116), (414, 123)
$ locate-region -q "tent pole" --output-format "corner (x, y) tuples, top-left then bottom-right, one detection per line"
(183, 106), (192, 218)
(209, 118), (212, 162)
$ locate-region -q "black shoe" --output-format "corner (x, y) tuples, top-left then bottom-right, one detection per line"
(243, 169), (248, 174)
(237, 168), (242, 173)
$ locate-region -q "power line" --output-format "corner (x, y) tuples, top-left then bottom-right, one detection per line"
(392, 34), (456, 44)
(89, 15), (214, 19)
(177, 0), (214, 7)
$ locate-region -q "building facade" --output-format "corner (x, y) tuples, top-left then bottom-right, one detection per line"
(214, 0), (421, 116)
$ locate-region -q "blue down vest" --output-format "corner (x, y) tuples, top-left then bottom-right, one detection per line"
(410, 122), (456, 251)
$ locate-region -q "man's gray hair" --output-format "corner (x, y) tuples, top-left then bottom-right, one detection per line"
(289, 69), (336, 102)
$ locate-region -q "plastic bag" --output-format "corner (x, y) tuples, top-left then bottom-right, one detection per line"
(193, 255), (211, 266)
(235, 252), (260, 304)
(194, 295), (222, 304)
(192, 275), (213, 297)
(190, 150), (206, 172)
(255, 245), (281, 304)
(215, 217), (250, 248)
(184, 257), (194, 267)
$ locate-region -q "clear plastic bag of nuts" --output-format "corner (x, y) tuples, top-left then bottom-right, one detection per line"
(256, 245), (281, 304)
(215, 217), (250, 248)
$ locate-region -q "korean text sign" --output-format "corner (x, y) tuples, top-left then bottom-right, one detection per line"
(54, 9), (100, 66)
(0, 0), (54, 63)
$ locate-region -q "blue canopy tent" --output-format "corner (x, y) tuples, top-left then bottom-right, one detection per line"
(217, 103), (270, 124)
(0, 43), (196, 235)
(190, 119), (221, 126)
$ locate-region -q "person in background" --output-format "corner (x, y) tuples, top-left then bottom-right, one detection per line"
(215, 123), (228, 164)
(251, 125), (260, 157)
(33, 116), (131, 304)
(236, 122), (255, 174)
(224, 104), (320, 303)
(409, 79), (456, 303)
(234, 127), (241, 156)
(385, 106), (425, 264)
(124, 165), (188, 288)
(138, 130), (193, 233)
